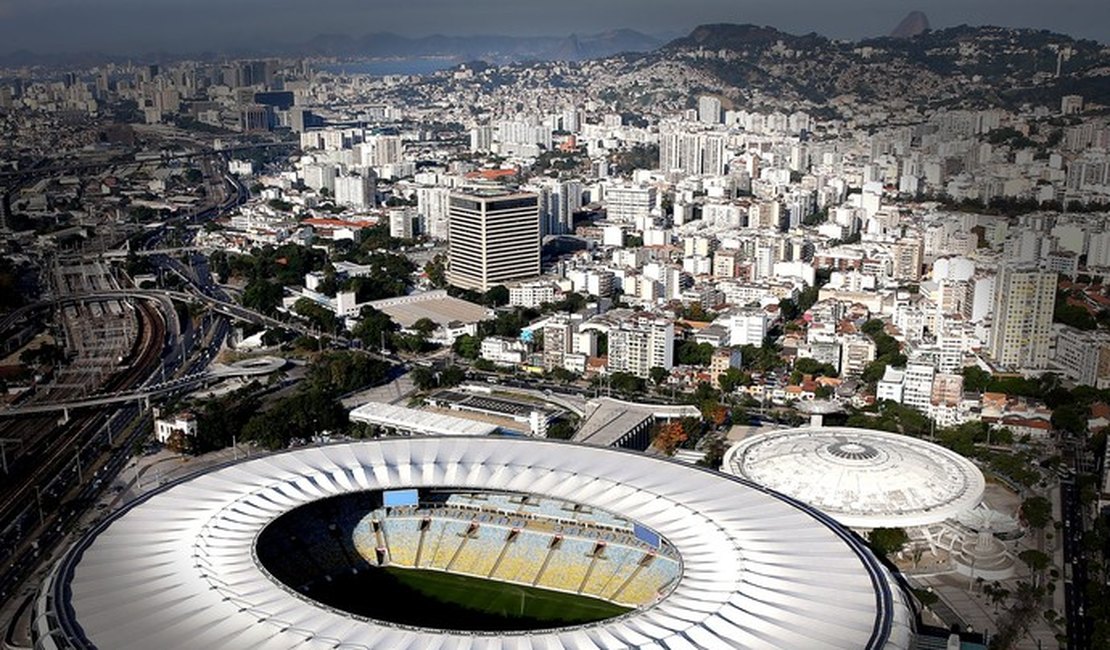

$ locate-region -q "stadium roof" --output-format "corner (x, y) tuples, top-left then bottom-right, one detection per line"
(40, 437), (914, 649)
(722, 426), (985, 529)
(349, 402), (500, 436)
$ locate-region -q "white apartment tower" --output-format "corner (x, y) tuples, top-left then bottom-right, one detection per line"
(333, 172), (376, 209)
(608, 314), (675, 378)
(988, 263), (1056, 369)
(698, 96), (722, 125)
(447, 190), (540, 292)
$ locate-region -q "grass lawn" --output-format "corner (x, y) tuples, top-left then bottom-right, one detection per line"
(384, 566), (630, 625)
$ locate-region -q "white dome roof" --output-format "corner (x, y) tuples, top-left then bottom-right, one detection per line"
(722, 427), (985, 529)
(39, 437), (914, 650)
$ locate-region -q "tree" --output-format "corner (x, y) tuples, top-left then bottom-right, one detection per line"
(649, 366), (670, 387)
(1018, 549), (1050, 574)
(352, 306), (398, 351)
(653, 421), (687, 455)
(164, 430), (192, 455)
(1021, 496), (1052, 529)
(483, 285), (509, 307)
(412, 317), (438, 337)
(242, 279), (283, 315)
(293, 297), (337, 333)
(424, 254), (447, 288)
(676, 340), (714, 366)
(609, 372), (645, 395)
(962, 366), (992, 393)
(718, 368), (746, 394)
(1052, 403), (1088, 436)
(452, 334), (482, 359)
(868, 527), (909, 557)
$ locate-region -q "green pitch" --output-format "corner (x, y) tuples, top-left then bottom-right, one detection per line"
(382, 566), (631, 628)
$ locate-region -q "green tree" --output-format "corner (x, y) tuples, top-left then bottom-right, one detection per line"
(962, 366), (992, 393)
(412, 317), (438, 337)
(868, 527), (909, 557)
(1021, 496), (1052, 529)
(241, 279), (283, 315)
(609, 372), (645, 396)
(718, 368), (746, 394)
(676, 340), (714, 366)
(453, 334), (482, 359)
(649, 366), (670, 387)
(1017, 549), (1050, 573)
(352, 306), (398, 351)
(483, 285), (510, 307)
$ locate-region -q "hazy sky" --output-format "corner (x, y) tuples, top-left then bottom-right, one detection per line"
(1, 0), (1108, 54)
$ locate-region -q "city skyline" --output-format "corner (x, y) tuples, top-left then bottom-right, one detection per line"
(1, 0), (1109, 55)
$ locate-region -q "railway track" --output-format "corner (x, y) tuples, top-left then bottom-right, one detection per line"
(0, 299), (165, 560)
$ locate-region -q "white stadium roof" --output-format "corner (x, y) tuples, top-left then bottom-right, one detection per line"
(349, 402), (500, 436)
(722, 426), (986, 530)
(39, 437), (914, 649)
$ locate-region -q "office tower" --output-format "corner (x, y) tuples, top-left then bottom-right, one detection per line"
(988, 263), (1056, 369)
(447, 190), (540, 291)
(529, 178), (583, 236)
(698, 96), (721, 124)
(359, 135), (403, 166)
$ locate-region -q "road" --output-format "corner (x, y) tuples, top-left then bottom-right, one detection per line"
(1060, 476), (1092, 649)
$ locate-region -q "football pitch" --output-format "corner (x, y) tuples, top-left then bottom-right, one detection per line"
(385, 567), (631, 625)
(308, 565), (631, 630)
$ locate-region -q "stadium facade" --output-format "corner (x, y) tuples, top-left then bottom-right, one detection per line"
(722, 426), (1018, 579)
(33, 437), (915, 649)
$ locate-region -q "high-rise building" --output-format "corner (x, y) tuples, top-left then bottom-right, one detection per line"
(303, 163), (336, 193)
(447, 190), (540, 291)
(698, 96), (722, 125)
(543, 315), (577, 370)
(891, 237), (924, 282)
(988, 263), (1056, 369)
(239, 105), (272, 132)
(604, 183), (656, 223)
(469, 126), (493, 152)
(417, 186), (452, 240)
(659, 129), (727, 178)
(608, 314), (674, 378)
(365, 135), (403, 166)
(334, 172), (376, 209)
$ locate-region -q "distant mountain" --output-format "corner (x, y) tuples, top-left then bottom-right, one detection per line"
(282, 29), (663, 62)
(0, 29), (664, 68)
(890, 11), (930, 38)
(642, 22), (1110, 110)
(662, 23), (827, 52)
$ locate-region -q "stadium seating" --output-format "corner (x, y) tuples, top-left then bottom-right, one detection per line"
(379, 516), (421, 567)
(259, 491), (683, 609)
(488, 529), (549, 584)
(446, 525), (506, 576)
(536, 537), (593, 592)
(580, 543), (639, 599)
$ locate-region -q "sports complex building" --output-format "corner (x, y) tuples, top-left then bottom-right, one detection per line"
(721, 426), (1020, 579)
(32, 437), (915, 649)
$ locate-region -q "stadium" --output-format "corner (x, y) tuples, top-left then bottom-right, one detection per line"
(33, 437), (915, 649)
(721, 426), (1019, 579)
